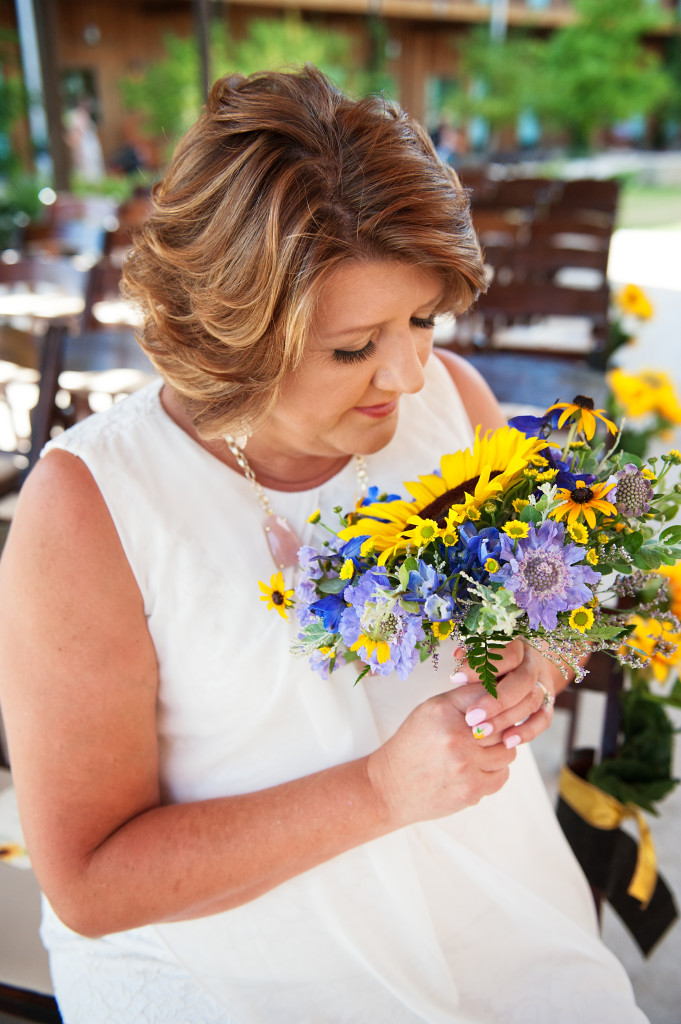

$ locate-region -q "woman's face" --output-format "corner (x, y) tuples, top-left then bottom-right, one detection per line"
(259, 260), (442, 462)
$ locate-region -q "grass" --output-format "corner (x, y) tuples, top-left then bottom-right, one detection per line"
(616, 183), (681, 230)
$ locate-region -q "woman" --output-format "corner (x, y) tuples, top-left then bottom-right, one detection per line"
(0, 67), (647, 1023)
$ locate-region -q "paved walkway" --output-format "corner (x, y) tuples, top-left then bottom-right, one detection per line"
(534, 224), (681, 1024)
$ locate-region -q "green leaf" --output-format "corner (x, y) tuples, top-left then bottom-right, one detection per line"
(520, 505), (542, 524)
(465, 605), (482, 631)
(317, 577), (347, 594)
(399, 599), (421, 614)
(353, 664), (372, 686)
(621, 531), (643, 554)
(660, 525), (681, 545)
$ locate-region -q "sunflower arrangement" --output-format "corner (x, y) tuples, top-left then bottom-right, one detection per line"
(266, 396), (681, 698)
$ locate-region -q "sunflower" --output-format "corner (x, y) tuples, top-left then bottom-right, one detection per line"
(545, 396), (617, 440)
(339, 425), (545, 563)
(259, 571), (295, 620)
(615, 283), (654, 320)
(550, 479), (617, 528)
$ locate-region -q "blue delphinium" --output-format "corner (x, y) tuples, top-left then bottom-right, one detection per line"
(490, 520), (600, 630)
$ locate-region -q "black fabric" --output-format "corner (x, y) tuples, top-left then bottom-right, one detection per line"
(557, 796), (678, 956)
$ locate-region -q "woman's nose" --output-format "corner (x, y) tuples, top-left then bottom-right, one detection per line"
(372, 334), (428, 395)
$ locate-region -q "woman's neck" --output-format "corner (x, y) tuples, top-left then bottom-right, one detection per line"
(160, 385), (352, 492)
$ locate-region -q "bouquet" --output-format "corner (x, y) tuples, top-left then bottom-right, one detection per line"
(261, 395), (681, 699)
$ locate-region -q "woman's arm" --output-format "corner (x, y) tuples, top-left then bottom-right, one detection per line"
(435, 346), (506, 434)
(0, 451), (517, 938)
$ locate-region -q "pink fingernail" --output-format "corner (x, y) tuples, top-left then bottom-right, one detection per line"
(450, 671), (468, 687)
(473, 722), (494, 740)
(465, 707), (486, 727)
(505, 735), (521, 749)
(453, 646), (466, 659)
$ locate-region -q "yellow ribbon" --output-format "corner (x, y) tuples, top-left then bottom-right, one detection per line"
(559, 765), (657, 908)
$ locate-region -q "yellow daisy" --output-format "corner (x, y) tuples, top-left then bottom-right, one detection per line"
(568, 522), (589, 544)
(615, 283), (654, 320)
(623, 615), (681, 681)
(350, 634), (391, 664)
(545, 396), (617, 440)
(259, 571), (295, 620)
(550, 479), (617, 529)
(607, 368), (681, 424)
(432, 621), (455, 639)
(502, 520), (530, 540)
(569, 606), (595, 633)
(339, 425), (544, 564)
(659, 562), (681, 620)
(405, 515), (441, 547)
(339, 559), (355, 581)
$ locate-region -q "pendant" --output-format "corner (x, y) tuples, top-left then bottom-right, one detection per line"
(264, 514), (303, 569)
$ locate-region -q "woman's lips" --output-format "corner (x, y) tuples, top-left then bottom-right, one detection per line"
(354, 400), (397, 419)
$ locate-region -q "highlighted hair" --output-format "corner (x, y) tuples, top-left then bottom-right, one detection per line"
(124, 65), (486, 438)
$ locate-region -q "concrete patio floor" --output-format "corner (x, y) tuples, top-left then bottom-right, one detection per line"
(533, 222), (681, 1024)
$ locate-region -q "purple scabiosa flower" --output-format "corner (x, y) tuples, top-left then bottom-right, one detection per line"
(297, 546), (323, 579)
(339, 568), (424, 680)
(613, 463), (654, 517)
(490, 520), (600, 630)
(295, 578), (319, 627)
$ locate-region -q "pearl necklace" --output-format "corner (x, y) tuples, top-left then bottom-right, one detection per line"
(223, 436), (369, 569)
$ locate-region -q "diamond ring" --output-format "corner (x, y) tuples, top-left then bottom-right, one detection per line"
(536, 681), (555, 708)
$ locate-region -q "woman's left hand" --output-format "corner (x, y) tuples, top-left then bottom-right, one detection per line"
(449, 639), (567, 750)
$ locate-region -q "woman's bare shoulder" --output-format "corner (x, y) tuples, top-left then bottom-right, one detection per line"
(434, 347), (506, 432)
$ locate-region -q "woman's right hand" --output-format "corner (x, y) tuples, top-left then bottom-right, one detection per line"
(367, 688), (517, 828)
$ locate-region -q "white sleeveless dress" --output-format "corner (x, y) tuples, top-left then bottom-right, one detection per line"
(40, 355), (648, 1023)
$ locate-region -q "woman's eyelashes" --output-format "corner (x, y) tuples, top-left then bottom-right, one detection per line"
(411, 315), (437, 329)
(332, 315), (436, 365)
(332, 340), (376, 365)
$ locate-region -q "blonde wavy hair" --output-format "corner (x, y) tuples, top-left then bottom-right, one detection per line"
(123, 65), (486, 439)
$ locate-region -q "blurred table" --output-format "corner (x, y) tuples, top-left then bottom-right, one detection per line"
(463, 351), (607, 410)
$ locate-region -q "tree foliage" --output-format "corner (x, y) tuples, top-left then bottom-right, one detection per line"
(441, 0), (673, 152)
(540, 0), (672, 150)
(119, 14), (395, 160)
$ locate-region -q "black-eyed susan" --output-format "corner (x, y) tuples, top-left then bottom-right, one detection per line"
(339, 425), (544, 563)
(622, 615), (681, 681)
(259, 571), (295, 620)
(569, 606), (595, 633)
(609, 368), (681, 424)
(550, 479), (617, 529)
(545, 396), (617, 441)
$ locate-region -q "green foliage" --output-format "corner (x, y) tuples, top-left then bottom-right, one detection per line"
(444, 28), (545, 133)
(119, 15), (396, 162)
(119, 32), (206, 155)
(464, 634), (506, 698)
(588, 689), (678, 815)
(442, 0), (673, 151)
(540, 0), (673, 150)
